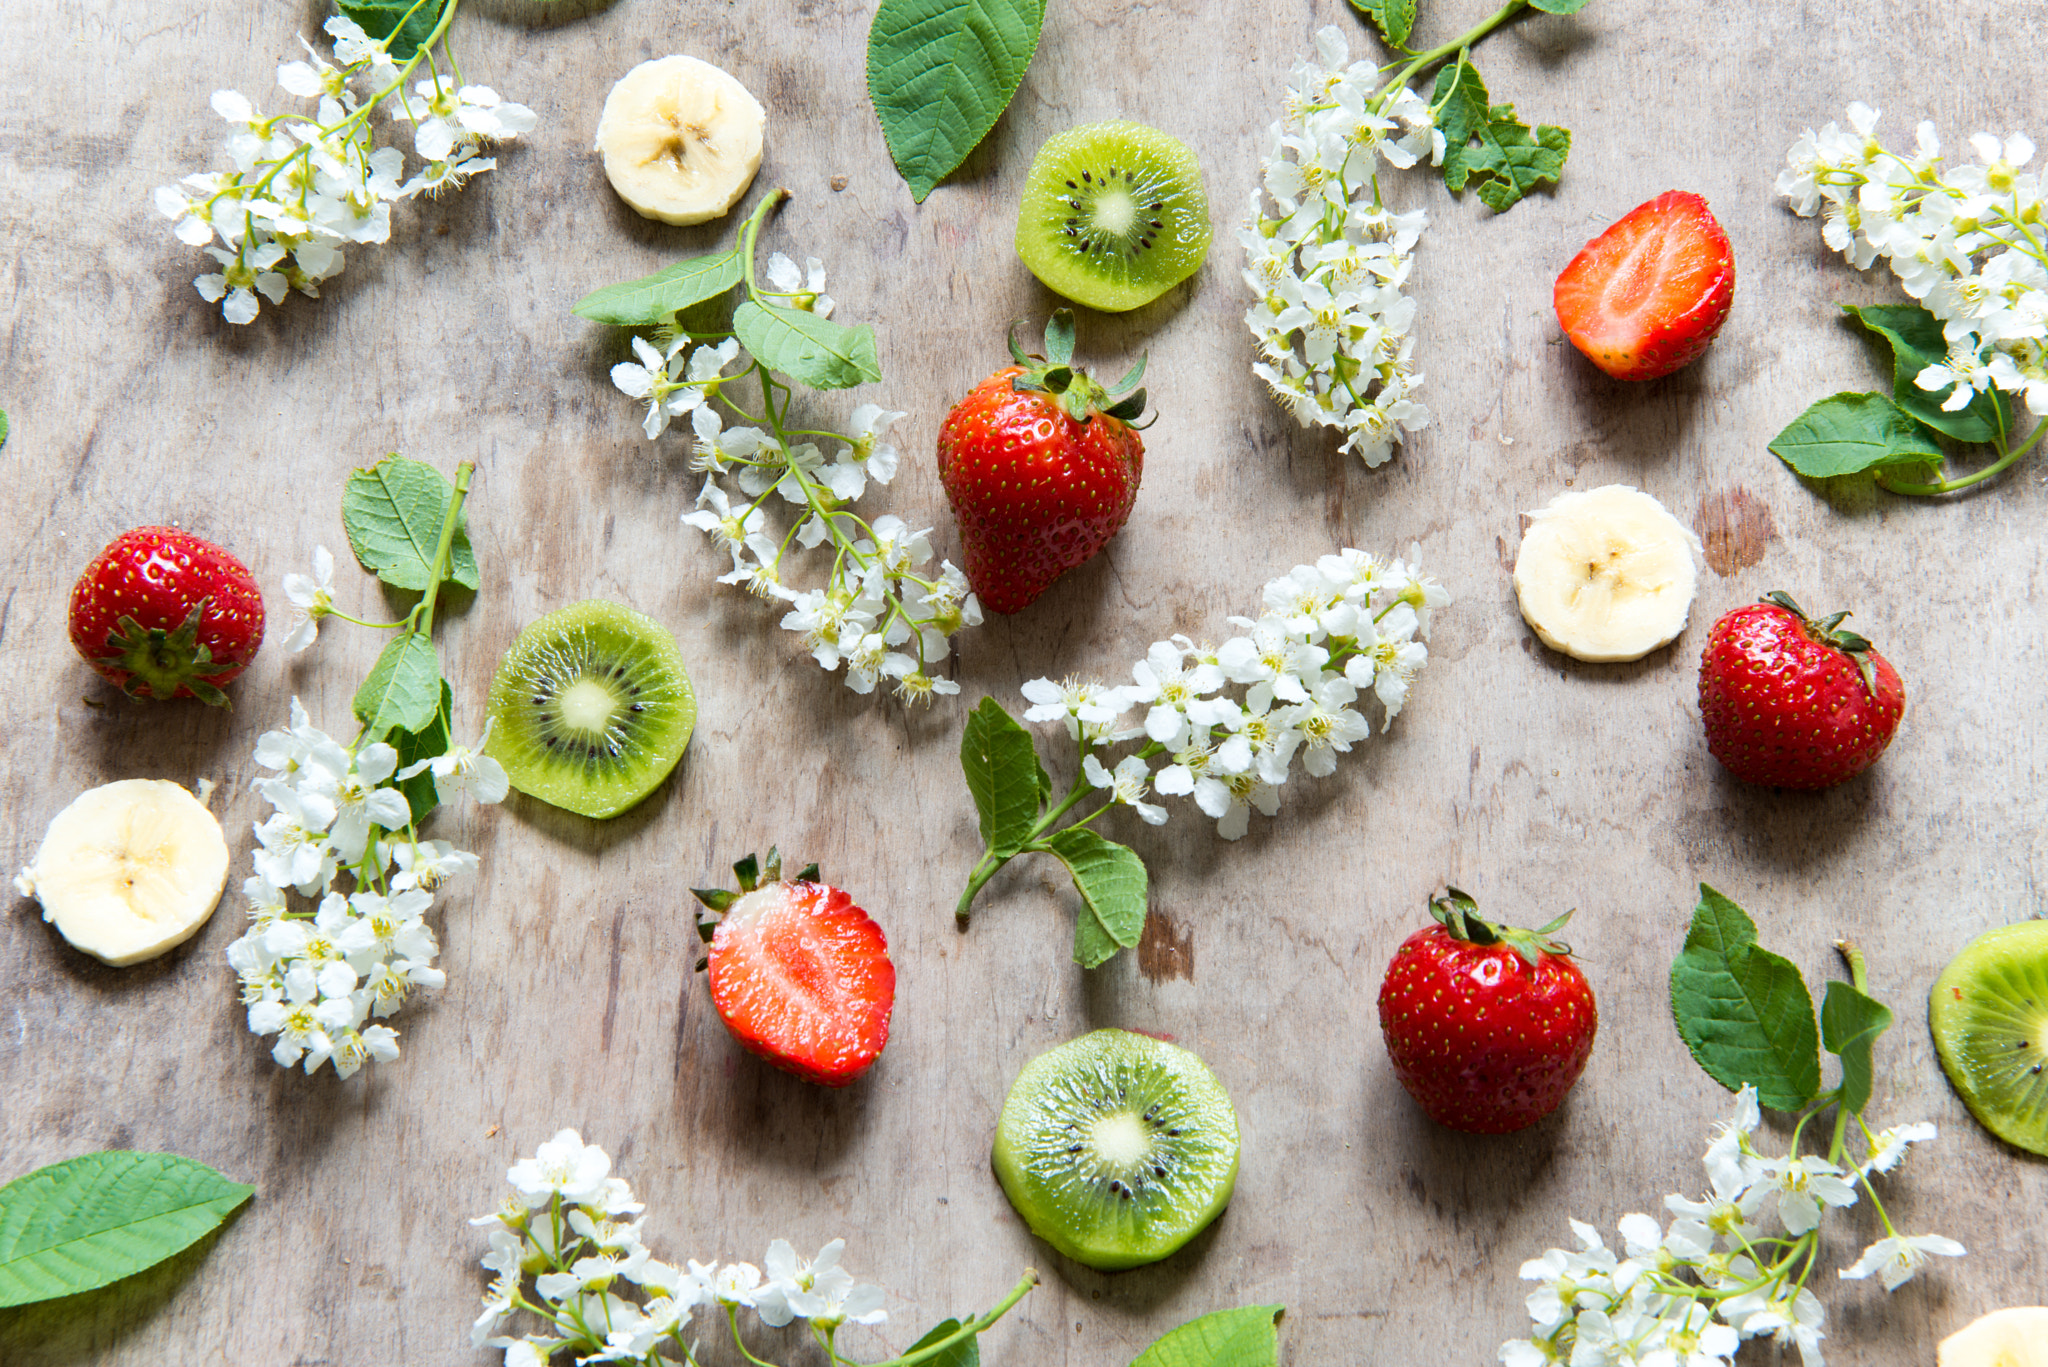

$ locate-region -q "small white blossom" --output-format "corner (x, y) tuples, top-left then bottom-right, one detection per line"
(1839, 1232), (1965, 1291)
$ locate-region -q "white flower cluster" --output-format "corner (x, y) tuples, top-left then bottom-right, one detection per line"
(1779, 103), (2048, 416)
(615, 274), (984, 705)
(473, 1129), (885, 1367)
(1501, 1086), (1963, 1367)
(1023, 547), (1447, 839)
(152, 14), (535, 325)
(226, 698), (508, 1077)
(1244, 26), (1439, 467)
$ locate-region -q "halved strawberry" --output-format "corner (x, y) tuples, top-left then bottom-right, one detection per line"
(694, 852), (894, 1087)
(1553, 190), (1735, 382)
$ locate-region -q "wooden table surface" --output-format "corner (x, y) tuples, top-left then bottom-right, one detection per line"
(4, 0), (2046, 1362)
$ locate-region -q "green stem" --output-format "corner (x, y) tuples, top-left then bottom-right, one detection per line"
(412, 460), (474, 639)
(1876, 416), (2043, 495)
(725, 1305), (779, 1367)
(739, 188), (794, 300)
(1835, 939), (1869, 994)
(956, 746), (1099, 924)
(865, 1270), (1039, 1367)
(1379, 0), (1528, 101)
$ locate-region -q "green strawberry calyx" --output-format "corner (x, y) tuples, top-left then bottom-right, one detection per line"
(1760, 590), (1881, 697)
(96, 602), (231, 707)
(1429, 886), (1575, 969)
(690, 846), (821, 937)
(1005, 308), (1150, 427)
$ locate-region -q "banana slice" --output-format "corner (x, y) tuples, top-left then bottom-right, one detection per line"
(1940, 1308), (2048, 1367)
(595, 55), (766, 226)
(15, 779), (230, 966)
(1512, 484), (1702, 662)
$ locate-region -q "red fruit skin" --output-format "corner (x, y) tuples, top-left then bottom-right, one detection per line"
(67, 526), (266, 702)
(706, 881), (896, 1088)
(935, 366), (1144, 614)
(1698, 603), (1905, 789)
(1553, 190), (1735, 382)
(1377, 925), (1598, 1135)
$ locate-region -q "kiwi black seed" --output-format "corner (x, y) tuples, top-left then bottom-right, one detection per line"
(1930, 920), (2048, 1157)
(483, 599), (696, 820)
(991, 1028), (1239, 1270)
(1014, 120), (1212, 313)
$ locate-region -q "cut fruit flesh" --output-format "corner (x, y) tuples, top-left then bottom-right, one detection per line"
(1014, 120), (1212, 313)
(992, 1028), (1239, 1271)
(595, 55), (765, 226)
(17, 779), (229, 966)
(1938, 1307), (2048, 1367)
(707, 881), (895, 1087)
(483, 600), (696, 820)
(1930, 920), (2048, 1157)
(1553, 190), (1734, 379)
(1512, 485), (1702, 662)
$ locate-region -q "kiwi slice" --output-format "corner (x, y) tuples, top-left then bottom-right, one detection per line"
(992, 1028), (1238, 1270)
(483, 600), (696, 819)
(1930, 920), (2048, 1156)
(1014, 120), (1212, 313)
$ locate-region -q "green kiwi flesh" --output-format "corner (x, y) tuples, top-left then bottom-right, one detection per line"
(1015, 120), (1212, 313)
(1930, 920), (2048, 1156)
(992, 1028), (1238, 1270)
(484, 600), (696, 819)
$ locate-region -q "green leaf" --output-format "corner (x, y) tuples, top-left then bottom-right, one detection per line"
(1130, 1305), (1285, 1367)
(904, 1318), (979, 1367)
(1430, 56), (1571, 214)
(572, 249), (747, 326)
(334, 0), (448, 61)
(352, 633), (443, 743)
(1527, 0), (1593, 12)
(0, 408), (9, 451)
(1347, 0), (1415, 46)
(732, 299), (882, 391)
(342, 457), (479, 593)
(867, 0), (1046, 203)
(1669, 885), (1821, 1111)
(1841, 303), (2010, 444)
(960, 699), (1049, 857)
(0, 1151), (252, 1308)
(1821, 979), (1894, 1116)
(1042, 828), (1147, 969)
(389, 679), (453, 825)
(1767, 391), (1944, 479)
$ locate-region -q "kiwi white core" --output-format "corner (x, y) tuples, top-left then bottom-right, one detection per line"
(1093, 189), (1137, 237)
(1089, 1111), (1152, 1169)
(562, 679), (616, 731)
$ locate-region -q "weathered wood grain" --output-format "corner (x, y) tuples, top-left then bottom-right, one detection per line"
(4, 0), (2046, 1363)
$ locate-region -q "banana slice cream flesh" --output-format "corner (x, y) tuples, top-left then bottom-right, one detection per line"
(595, 55), (766, 226)
(1512, 484), (1702, 663)
(1939, 1308), (2048, 1367)
(15, 779), (229, 966)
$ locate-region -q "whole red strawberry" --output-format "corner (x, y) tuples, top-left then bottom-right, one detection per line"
(1698, 590), (1904, 789)
(1553, 190), (1735, 381)
(935, 310), (1146, 614)
(693, 850), (895, 1087)
(1378, 889), (1598, 1135)
(68, 526), (265, 706)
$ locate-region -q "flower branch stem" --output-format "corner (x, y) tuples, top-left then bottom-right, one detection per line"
(865, 1269), (1040, 1367)
(1383, 0), (1527, 101)
(412, 459), (474, 639)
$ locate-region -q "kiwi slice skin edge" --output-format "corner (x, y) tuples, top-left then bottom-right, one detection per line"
(1015, 120), (1212, 314)
(483, 599), (696, 821)
(1930, 920), (2048, 1157)
(992, 1028), (1239, 1271)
